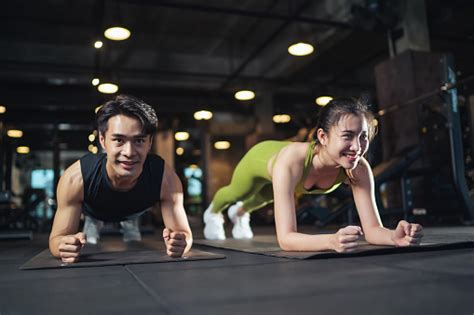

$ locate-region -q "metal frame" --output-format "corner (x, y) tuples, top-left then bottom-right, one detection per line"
(441, 54), (474, 221)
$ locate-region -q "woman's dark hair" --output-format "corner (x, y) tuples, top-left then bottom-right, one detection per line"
(96, 95), (158, 136)
(312, 96), (377, 143)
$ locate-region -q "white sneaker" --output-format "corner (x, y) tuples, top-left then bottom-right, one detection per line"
(83, 216), (104, 245)
(120, 218), (142, 242)
(203, 203), (226, 240)
(228, 201), (254, 239)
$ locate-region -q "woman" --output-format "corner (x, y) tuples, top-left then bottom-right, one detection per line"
(203, 97), (423, 252)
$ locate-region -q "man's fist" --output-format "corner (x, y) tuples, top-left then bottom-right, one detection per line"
(163, 228), (187, 257)
(58, 232), (86, 263)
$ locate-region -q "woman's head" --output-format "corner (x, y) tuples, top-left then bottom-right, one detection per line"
(313, 97), (377, 169)
(313, 97), (376, 144)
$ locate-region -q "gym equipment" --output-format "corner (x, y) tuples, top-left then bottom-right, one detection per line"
(297, 54), (474, 226)
(0, 190), (35, 240)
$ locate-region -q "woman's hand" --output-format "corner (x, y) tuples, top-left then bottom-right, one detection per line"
(332, 225), (364, 253)
(391, 220), (423, 246)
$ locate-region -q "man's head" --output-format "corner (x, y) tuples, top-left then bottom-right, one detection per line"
(96, 95), (158, 183)
(96, 94), (158, 137)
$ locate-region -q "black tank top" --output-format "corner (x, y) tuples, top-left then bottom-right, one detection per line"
(80, 153), (165, 222)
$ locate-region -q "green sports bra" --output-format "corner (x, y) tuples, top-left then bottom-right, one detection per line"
(294, 141), (347, 195)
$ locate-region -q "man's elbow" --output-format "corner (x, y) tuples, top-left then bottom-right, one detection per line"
(48, 240), (60, 258)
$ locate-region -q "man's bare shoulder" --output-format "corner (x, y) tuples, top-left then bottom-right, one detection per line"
(62, 161), (83, 185)
(57, 160), (84, 202)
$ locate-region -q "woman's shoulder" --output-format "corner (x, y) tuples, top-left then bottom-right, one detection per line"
(276, 142), (311, 163)
(349, 157), (373, 182)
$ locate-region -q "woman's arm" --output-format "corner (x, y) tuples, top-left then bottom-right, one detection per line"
(272, 144), (361, 252)
(351, 158), (423, 246)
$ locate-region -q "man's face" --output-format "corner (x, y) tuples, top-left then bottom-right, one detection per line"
(99, 114), (152, 180)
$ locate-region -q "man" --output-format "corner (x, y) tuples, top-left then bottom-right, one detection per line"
(49, 95), (192, 263)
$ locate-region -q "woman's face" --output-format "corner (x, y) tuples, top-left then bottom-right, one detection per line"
(321, 114), (369, 170)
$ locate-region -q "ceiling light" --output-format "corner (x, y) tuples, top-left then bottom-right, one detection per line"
(94, 41), (103, 49)
(16, 146), (30, 154)
(176, 147), (184, 156)
(175, 131), (190, 141)
(92, 78), (100, 86)
(7, 129), (23, 138)
(95, 105), (103, 114)
(372, 119), (379, 127)
(273, 114), (292, 124)
(315, 96), (333, 106)
(0, 105), (6, 114)
(194, 110), (213, 120)
(88, 134), (96, 142)
(104, 27), (131, 41)
(288, 42), (314, 56)
(214, 141), (231, 150)
(234, 90), (255, 101)
(98, 83), (119, 94)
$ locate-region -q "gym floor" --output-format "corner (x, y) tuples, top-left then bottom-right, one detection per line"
(1, 226), (474, 315)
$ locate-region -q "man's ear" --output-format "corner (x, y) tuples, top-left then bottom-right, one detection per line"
(316, 128), (328, 146)
(148, 135), (153, 152)
(99, 132), (106, 152)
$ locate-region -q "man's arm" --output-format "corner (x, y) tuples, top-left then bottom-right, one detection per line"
(159, 163), (193, 257)
(49, 161), (86, 262)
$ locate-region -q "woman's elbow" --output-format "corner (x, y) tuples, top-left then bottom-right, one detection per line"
(277, 234), (293, 251)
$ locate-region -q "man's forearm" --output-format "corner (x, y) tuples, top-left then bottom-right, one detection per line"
(49, 235), (63, 258)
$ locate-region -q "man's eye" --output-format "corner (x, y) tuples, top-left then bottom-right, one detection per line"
(136, 139), (145, 144)
(113, 138), (122, 143)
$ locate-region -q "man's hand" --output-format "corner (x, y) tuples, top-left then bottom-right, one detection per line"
(57, 232), (86, 263)
(163, 228), (187, 257)
(332, 225), (363, 253)
(392, 220), (423, 246)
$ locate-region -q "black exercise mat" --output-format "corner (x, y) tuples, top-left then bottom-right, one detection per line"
(20, 238), (225, 270)
(195, 228), (474, 259)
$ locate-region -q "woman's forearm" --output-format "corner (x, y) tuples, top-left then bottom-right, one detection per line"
(277, 232), (335, 251)
(364, 226), (396, 246)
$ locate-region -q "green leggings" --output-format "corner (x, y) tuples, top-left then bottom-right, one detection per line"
(211, 141), (290, 213)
